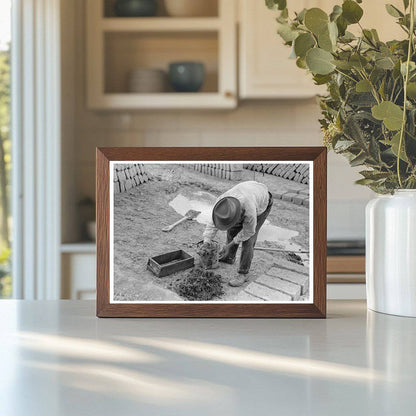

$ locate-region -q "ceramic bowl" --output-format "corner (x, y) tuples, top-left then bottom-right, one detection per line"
(114, 0), (158, 17)
(127, 68), (167, 93)
(168, 62), (205, 93)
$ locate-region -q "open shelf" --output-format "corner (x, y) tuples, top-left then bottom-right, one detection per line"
(101, 17), (221, 32)
(91, 92), (235, 109)
(104, 31), (219, 94)
(61, 242), (96, 254)
(86, 0), (236, 109)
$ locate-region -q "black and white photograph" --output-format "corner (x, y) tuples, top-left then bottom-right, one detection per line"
(110, 162), (313, 303)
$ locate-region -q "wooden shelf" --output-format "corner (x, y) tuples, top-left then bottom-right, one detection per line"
(101, 17), (221, 32)
(61, 242), (96, 254)
(89, 92), (235, 110)
(86, 0), (237, 110)
(327, 256), (365, 274)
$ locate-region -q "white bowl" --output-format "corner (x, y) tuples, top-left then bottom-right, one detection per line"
(127, 68), (167, 93)
(164, 0), (217, 17)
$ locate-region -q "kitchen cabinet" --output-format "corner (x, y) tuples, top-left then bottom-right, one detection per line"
(239, 0), (323, 99)
(61, 244), (96, 300)
(86, 0), (237, 109)
(238, 0), (404, 99)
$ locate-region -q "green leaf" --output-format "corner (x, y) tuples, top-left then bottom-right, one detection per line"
(403, 0), (410, 9)
(350, 53), (368, 69)
(342, 0), (363, 24)
(296, 57), (307, 69)
(330, 5), (343, 22)
(280, 8), (289, 19)
(369, 136), (381, 162)
(371, 29), (380, 42)
(349, 92), (377, 107)
(350, 152), (368, 167)
(385, 4), (403, 18)
(334, 139), (355, 152)
(318, 22), (338, 52)
(407, 82), (416, 99)
(294, 33), (315, 57)
(344, 113), (368, 146)
(318, 32), (333, 52)
(336, 15), (348, 36)
(328, 21), (338, 45)
(356, 79), (372, 92)
(379, 78), (386, 99)
(266, 0), (287, 11)
(277, 23), (299, 42)
(355, 178), (377, 185)
(375, 56), (395, 70)
(362, 29), (375, 44)
(333, 59), (353, 70)
(340, 31), (356, 42)
(382, 132), (409, 162)
(295, 8), (307, 22)
(306, 48), (335, 75)
(372, 101), (404, 130)
(304, 8), (329, 35)
(401, 61), (416, 76)
(313, 74), (332, 85)
(359, 170), (391, 180)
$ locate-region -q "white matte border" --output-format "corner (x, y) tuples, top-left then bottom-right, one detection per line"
(109, 161), (314, 304)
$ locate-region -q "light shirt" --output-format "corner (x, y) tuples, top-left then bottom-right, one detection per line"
(203, 181), (270, 243)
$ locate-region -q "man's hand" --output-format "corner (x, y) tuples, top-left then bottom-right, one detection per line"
(219, 241), (237, 258)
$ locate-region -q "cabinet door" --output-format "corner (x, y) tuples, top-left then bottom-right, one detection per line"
(239, 0), (320, 99)
(62, 253), (96, 300)
(238, 0), (403, 99)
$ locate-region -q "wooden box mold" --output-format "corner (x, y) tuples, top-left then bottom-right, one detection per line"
(147, 250), (194, 277)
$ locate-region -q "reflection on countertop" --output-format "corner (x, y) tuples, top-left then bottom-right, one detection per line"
(0, 300), (415, 415)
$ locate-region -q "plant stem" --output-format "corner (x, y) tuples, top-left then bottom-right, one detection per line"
(358, 69), (380, 104)
(397, 0), (415, 188)
(334, 68), (357, 83)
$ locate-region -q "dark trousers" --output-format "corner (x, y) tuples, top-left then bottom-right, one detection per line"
(220, 193), (273, 274)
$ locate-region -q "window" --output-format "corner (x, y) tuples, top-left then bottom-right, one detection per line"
(0, 0), (11, 298)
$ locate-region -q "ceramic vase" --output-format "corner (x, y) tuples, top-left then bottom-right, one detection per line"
(366, 190), (416, 317)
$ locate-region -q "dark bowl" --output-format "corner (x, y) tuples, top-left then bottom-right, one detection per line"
(114, 0), (158, 17)
(169, 62), (205, 93)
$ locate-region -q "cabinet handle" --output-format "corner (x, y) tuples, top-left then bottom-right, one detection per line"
(225, 91), (234, 98)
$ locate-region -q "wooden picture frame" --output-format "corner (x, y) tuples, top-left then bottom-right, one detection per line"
(96, 147), (327, 318)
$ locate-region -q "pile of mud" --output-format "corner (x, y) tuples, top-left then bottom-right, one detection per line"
(172, 267), (224, 301)
(196, 241), (220, 270)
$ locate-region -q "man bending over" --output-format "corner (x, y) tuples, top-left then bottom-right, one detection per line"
(203, 181), (273, 287)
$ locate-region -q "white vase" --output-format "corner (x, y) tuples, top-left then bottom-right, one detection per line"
(366, 190), (416, 317)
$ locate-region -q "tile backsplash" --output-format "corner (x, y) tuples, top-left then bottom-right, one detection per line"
(72, 100), (373, 241)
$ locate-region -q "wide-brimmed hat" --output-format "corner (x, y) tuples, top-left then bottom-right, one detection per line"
(212, 197), (242, 230)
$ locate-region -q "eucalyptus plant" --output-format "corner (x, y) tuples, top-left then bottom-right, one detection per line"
(266, 0), (416, 193)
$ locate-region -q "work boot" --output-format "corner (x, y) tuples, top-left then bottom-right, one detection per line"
(228, 274), (249, 287)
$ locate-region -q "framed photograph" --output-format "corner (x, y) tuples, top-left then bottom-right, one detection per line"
(96, 147), (327, 318)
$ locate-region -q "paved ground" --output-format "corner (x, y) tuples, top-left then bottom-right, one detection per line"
(113, 165), (310, 302)
(232, 258), (310, 301)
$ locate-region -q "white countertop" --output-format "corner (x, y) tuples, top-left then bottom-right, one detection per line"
(0, 300), (415, 415)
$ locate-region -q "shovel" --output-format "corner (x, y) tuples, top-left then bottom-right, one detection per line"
(162, 209), (201, 232)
